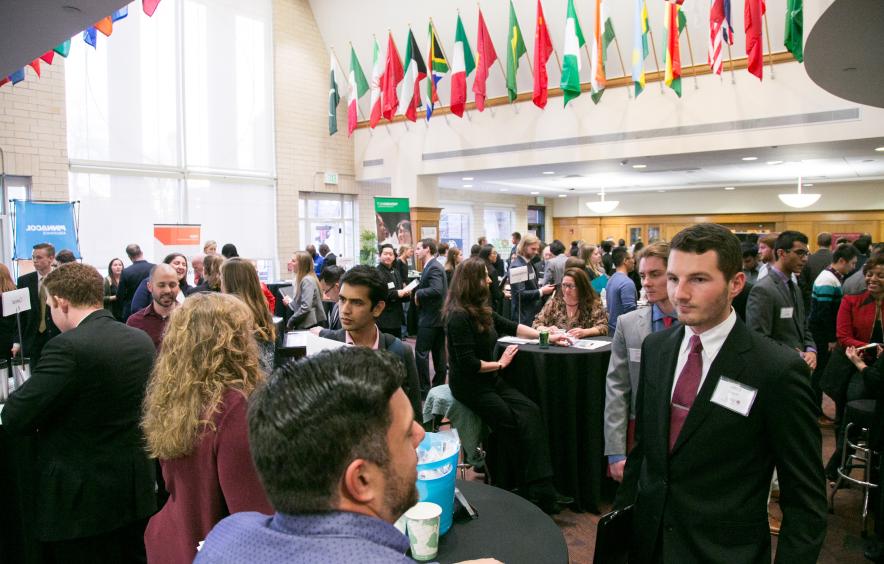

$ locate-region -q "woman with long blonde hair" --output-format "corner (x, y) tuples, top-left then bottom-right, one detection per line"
(221, 258), (276, 371)
(142, 293), (271, 564)
(282, 251), (326, 329)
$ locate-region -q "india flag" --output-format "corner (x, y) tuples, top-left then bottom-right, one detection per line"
(560, 0), (585, 106)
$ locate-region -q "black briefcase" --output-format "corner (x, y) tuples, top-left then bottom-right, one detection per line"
(593, 505), (634, 564)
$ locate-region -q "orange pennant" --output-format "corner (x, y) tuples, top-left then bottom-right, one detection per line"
(95, 16), (113, 37)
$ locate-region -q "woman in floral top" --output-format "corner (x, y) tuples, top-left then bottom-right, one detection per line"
(533, 267), (608, 338)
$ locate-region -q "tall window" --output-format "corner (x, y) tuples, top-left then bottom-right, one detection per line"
(298, 194), (356, 268)
(65, 0), (276, 274)
(483, 208), (515, 253)
(440, 203), (472, 251)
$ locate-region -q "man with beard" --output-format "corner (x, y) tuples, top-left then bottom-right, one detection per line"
(127, 264), (180, 351)
(617, 223), (826, 564)
(195, 348), (426, 563)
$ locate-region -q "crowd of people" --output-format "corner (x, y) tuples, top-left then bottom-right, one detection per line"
(0, 225), (881, 563)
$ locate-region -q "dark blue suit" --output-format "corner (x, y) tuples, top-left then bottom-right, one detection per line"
(414, 258), (447, 395)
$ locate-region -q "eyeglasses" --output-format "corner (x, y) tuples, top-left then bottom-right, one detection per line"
(786, 249), (809, 257)
(561, 283), (577, 290)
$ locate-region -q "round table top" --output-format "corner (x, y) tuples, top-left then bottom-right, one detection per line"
(496, 336), (612, 356)
(435, 480), (569, 564)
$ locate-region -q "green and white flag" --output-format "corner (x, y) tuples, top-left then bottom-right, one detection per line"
(561, 0), (586, 106)
(328, 55), (341, 135)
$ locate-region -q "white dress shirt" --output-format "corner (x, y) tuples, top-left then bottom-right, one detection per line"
(671, 308), (737, 399)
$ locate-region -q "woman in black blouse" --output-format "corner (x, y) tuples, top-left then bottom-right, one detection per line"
(444, 258), (571, 513)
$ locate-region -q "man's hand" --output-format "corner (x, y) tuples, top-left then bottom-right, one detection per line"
(540, 284), (556, 296)
(609, 459), (627, 482)
(11, 343), (20, 357)
(282, 295), (293, 306)
(398, 288), (411, 298)
(802, 351), (817, 371)
(309, 326), (322, 336)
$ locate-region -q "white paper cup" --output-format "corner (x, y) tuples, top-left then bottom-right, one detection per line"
(405, 501), (442, 561)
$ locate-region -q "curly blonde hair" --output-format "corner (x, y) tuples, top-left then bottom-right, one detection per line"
(142, 292), (264, 459)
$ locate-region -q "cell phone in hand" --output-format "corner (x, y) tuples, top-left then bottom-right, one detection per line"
(856, 343), (882, 351)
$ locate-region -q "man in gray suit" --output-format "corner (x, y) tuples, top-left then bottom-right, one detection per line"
(604, 242), (679, 481)
(746, 230), (817, 373)
(541, 240), (569, 286)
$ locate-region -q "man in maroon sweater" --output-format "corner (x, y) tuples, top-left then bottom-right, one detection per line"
(127, 264), (179, 351)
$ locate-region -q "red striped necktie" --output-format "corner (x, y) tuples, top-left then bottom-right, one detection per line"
(669, 335), (703, 452)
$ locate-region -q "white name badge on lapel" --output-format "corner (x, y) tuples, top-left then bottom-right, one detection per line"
(387, 281), (395, 289)
(780, 307), (794, 319)
(628, 348), (641, 362)
(710, 377), (757, 417)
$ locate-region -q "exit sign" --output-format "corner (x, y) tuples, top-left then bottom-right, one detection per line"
(324, 172), (339, 185)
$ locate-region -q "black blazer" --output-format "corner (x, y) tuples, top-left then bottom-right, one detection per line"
(117, 260), (154, 319)
(617, 320), (827, 564)
(15, 270), (59, 356)
(2, 310), (158, 542)
(318, 327), (421, 416)
(415, 259), (447, 328)
(376, 263), (405, 330)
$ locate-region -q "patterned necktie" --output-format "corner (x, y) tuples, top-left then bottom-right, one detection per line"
(38, 282), (48, 333)
(669, 335), (704, 452)
(787, 279), (799, 307)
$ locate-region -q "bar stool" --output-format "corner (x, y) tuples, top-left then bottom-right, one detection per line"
(829, 398), (878, 535)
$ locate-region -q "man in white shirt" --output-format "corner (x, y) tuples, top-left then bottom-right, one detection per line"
(616, 223), (826, 564)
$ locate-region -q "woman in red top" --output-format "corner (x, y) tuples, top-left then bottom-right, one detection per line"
(141, 293), (272, 564)
(837, 254), (884, 352)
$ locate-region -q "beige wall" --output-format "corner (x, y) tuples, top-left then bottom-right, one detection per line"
(0, 63), (68, 201)
(273, 0), (355, 271)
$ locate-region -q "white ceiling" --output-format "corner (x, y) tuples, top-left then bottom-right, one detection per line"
(436, 137), (884, 196)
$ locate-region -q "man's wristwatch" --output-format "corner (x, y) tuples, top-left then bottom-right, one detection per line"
(497, 362), (504, 371)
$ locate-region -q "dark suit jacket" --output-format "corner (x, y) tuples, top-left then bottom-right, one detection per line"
(2, 310), (157, 542)
(15, 270), (59, 359)
(509, 255), (543, 326)
(415, 259), (447, 328)
(118, 259), (154, 319)
(746, 270), (815, 353)
(376, 263), (405, 330)
(318, 327), (421, 416)
(617, 320), (827, 564)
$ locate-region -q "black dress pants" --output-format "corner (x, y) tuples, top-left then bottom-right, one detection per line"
(415, 326), (447, 395)
(456, 378), (554, 485)
(42, 518), (148, 564)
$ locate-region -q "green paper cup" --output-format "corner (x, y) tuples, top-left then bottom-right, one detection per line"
(405, 501), (442, 561)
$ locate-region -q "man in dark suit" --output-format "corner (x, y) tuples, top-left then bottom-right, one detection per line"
(746, 230), (817, 373)
(617, 223), (827, 564)
(13, 242), (59, 368)
(2, 262), (157, 563)
(376, 243), (410, 338)
(315, 265), (421, 415)
(118, 243), (154, 320)
(319, 243), (337, 268)
(413, 238), (448, 397)
(798, 232), (833, 311)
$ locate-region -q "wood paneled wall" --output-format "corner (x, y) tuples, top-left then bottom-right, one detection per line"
(552, 211), (884, 250)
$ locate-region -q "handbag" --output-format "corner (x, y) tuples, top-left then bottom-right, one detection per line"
(820, 346), (857, 404)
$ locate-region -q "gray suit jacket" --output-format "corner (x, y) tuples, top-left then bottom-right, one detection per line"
(542, 253), (569, 286)
(746, 270), (815, 353)
(604, 306), (653, 457)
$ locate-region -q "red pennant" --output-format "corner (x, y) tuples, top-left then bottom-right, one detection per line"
(95, 16), (113, 37)
(0, 78), (10, 88)
(143, 0), (162, 16)
(40, 51), (55, 65)
(29, 59), (41, 78)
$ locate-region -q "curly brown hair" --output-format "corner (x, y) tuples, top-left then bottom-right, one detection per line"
(141, 293), (264, 459)
(43, 262), (103, 308)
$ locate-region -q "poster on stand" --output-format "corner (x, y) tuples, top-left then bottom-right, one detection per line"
(374, 198), (411, 250)
(153, 224), (201, 274)
(12, 201), (80, 259)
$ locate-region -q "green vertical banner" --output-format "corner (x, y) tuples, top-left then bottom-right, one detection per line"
(374, 197), (411, 250)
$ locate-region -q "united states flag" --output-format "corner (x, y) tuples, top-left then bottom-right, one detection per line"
(709, 0), (732, 74)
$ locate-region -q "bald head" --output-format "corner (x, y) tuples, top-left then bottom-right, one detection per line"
(148, 264), (180, 311)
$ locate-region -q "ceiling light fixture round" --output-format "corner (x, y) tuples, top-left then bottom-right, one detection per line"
(585, 187), (620, 214)
(742, 156), (758, 161)
(530, 191), (540, 195)
(542, 171), (556, 175)
(558, 194), (567, 198)
(778, 176), (821, 208)
(724, 186), (736, 191)
(462, 176), (474, 181)
(463, 184), (473, 188)
(875, 147), (884, 152)
(632, 164), (647, 169)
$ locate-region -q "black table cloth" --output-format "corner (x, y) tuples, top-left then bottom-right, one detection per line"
(491, 338), (613, 513)
(435, 479), (568, 564)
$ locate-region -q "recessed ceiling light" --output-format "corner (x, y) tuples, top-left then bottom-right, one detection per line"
(530, 191), (540, 195)
(766, 160), (783, 165)
(558, 194), (567, 198)
(741, 157), (758, 161)
(463, 184), (473, 188)
(462, 176), (473, 181)
(657, 190), (666, 193)
(724, 186), (736, 191)
(499, 188), (508, 192)
(875, 147), (884, 152)
(803, 183), (814, 187)
(542, 171), (556, 175)
(632, 164), (647, 169)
